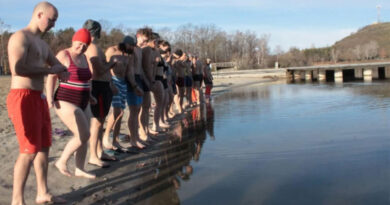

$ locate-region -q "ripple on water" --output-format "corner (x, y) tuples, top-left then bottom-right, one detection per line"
(178, 82), (390, 205)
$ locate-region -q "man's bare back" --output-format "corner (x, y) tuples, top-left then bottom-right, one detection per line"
(194, 59), (203, 75)
(86, 43), (112, 81)
(142, 46), (155, 83)
(134, 47), (143, 75)
(174, 59), (186, 78)
(106, 46), (129, 79)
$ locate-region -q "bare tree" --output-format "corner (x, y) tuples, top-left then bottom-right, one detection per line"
(0, 18), (10, 74)
(352, 44), (362, 60)
(331, 47), (340, 63)
(157, 27), (174, 43)
(363, 41), (379, 60)
(257, 34), (270, 68)
(98, 19), (113, 33)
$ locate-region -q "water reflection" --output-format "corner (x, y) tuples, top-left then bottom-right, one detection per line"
(179, 83), (390, 205)
(63, 82), (390, 205)
(63, 103), (215, 205)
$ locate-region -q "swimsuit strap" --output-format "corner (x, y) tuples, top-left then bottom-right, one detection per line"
(65, 50), (75, 66)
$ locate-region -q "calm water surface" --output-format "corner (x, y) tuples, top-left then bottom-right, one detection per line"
(177, 82), (390, 205)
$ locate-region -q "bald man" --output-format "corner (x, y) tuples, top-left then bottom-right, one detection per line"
(7, 2), (68, 204)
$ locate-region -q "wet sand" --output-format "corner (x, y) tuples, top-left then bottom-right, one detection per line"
(0, 73), (281, 204)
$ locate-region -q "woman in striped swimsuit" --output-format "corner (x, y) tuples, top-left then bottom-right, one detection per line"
(46, 29), (96, 179)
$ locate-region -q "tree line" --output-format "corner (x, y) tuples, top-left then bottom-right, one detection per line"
(0, 19), (385, 74)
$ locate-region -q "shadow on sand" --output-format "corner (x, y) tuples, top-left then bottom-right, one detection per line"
(61, 103), (215, 205)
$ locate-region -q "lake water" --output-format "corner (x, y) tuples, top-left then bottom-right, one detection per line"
(175, 82), (390, 205)
(70, 81), (390, 205)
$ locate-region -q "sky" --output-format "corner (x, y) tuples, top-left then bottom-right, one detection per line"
(0, 0), (389, 52)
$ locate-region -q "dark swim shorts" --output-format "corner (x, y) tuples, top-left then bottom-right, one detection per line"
(91, 80), (113, 119)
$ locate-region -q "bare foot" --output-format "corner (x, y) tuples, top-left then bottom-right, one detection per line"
(160, 122), (170, 128)
(102, 139), (114, 150)
(75, 168), (96, 179)
(100, 152), (118, 161)
(88, 158), (109, 168)
(112, 141), (123, 150)
(131, 140), (145, 149)
(119, 141), (133, 149)
(55, 161), (72, 177)
(36, 193), (66, 204)
(168, 112), (175, 118)
(103, 142), (120, 151)
(139, 134), (148, 142)
(149, 128), (159, 136)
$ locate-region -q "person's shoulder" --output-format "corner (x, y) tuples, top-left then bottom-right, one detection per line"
(88, 42), (99, 50)
(107, 45), (117, 52)
(9, 30), (29, 45)
(85, 42), (99, 56)
(142, 46), (152, 53)
(86, 43), (99, 52)
(135, 46), (142, 52)
(56, 49), (68, 58)
(128, 53), (135, 62)
(55, 49), (70, 63)
(105, 46), (117, 55)
(175, 59), (184, 66)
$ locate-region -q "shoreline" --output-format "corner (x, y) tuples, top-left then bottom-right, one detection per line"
(0, 72), (283, 204)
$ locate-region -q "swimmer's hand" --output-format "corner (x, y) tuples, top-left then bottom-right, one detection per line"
(111, 84), (119, 95)
(89, 95), (97, 105)
(47, 98), (60, 109)
(143, 79), (150, 89)
(57, 70), (70, 82)
(108, 59), (117, 69)
(50, 64), (67, 74)
(47, 97), (53, 109)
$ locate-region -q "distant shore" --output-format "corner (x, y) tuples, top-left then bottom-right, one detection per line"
(211, 68), (286, 97)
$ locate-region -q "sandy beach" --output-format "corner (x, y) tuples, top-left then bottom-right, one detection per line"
(0, 70), (285, 205)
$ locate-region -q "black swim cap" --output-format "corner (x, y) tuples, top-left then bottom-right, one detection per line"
(122, 35), (136, 46)
(174, 49), (183, 57)
(83, 19), (101, 39)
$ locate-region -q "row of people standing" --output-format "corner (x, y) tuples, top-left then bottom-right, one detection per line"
(6, 2), (214, 204)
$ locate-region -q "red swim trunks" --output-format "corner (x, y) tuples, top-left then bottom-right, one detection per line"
(7, 89), (52, 154)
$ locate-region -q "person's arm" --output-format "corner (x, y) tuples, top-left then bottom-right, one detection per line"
(142, 47), (155, 84)
(191, 60), (196, 75)
(128, 55), (144, 96)
(46, 45), (70, 82)
(197, 60), (203, 74)
(86, 44), (115, 76)
(167, 54), (172, 64)
(8, 31), (66, 76)
(172, 60), (179, 76)
(105, 47), (114, 63)
(202, 63), (208, 77)
(45, 50), (68, 108)
(208, 66), (213, 81)
(45, 73), (58, 108)
(154, 53), (161, 79)
(126, 55), (137, 88)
